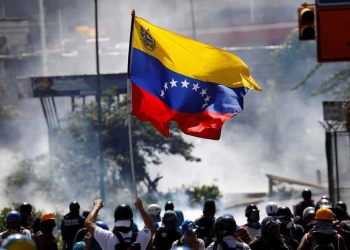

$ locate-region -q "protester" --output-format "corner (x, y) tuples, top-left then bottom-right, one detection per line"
(0, 211), (31, 242)
(84, 197), (155, 250)
(297, 207), (346, 250)
(61, 201), (85, 250)
(73, 221), (109, 250)
(153, 210), (181, 250)
(147, 204), (162, 230)
(249, 216), (289, 250)
(172, 220), (205, 250)
(295, 189), (315, 218)
(222, 211), (251, 244)
(165, 201), (185, 232)
(195, 199), (216, 248)
(206, 215), (250, 250)
(32, 212), (58, 250)
(242, 204), (261, 239)
(19, 202), (32, 230)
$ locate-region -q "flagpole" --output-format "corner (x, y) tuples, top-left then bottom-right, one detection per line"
(127, 10), (137, 200)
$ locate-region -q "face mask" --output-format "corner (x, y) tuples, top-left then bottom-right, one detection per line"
(250, 213), (260, 222)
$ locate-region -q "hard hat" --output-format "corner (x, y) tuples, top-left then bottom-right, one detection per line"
(315, 207), (334, 221)
(6, 211), (21, 222)
(245, 204), (260, 217)
(165, 201), (174, 211)
(40, 212), (56, 223)
(266, 202), (278, 216)
(1, 234), (37, 250)
(19, 202), (32, 213)
(147, 204), (161, 215)
(214, 216), (237, 236)
(302, 189), (312, 200)
(69, 201), (80, 212)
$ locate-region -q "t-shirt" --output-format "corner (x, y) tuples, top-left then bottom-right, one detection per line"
(206, 236), (251, 250)
(0, 228), (31, 240)
(94, 227), (152, 250)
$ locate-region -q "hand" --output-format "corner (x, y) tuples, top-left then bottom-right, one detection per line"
(84, 232), (92, 246)
(134, 198), (144, 210)
(93, 199), (104, 209)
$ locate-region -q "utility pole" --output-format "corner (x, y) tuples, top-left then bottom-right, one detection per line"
(94, 0), (105, 201)
(189, 0), (196, 40)
(38, 0), (48, 75)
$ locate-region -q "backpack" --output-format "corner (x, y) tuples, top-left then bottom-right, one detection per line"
(213, 240), (244, 250)
(114, 231), (139, 250)
(305, 233), (341, 250)
(153, 228), (181, 250)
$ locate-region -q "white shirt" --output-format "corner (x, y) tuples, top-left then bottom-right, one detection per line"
(205, 236), (250, 250)
(171, 237), (205, 250)
(244, 226), (261, 239)
(94, 227), (152, 250)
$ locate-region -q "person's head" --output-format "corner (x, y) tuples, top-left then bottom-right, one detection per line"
(34, 77), (53, 91)
(203, 199), (216, 216)
(1, 234), (36, 250)
(266, 202), (278, 217)
(95, 220), (109, 231)
(180, 220), (198, 240)
(69, 201), (80, 215)
(260, 216), (280, 239)
(333, 205), (345, 222)
(165, 201), (174, 211)
(40, 212), (56, 233)
(315, 199), (333, 213)
(114, 204), (133, 233)
(245, 204), (260, 222)
(162, 210), (177, 228)
(276, 206), (293, 230)
(6, 211), (21, 232)
(303, 207), (316, 223)
(19, 202), (32, 219)
(336, 201), (347, 214)
(314, 207), (334, 228)
(214, 216), (237, 240)
(147, 204), (161, 222)
(302, 189), (312, 201)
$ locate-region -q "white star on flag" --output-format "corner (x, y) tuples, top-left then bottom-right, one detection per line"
(201, 103), (208, 109)
(200, 88), (207, 97)
(181, 79), (190, 88)
(204, 96), (211, 102)
(160, 89), (165, 98)
(164, 82), (168, 90)
(169, 79), (177, 88)
(192, 83), (200, 91)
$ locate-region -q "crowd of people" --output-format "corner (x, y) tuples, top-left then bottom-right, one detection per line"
(0, 189), (350, 250)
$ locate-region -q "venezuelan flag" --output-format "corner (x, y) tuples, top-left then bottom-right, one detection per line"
(130, 16), (261, 140)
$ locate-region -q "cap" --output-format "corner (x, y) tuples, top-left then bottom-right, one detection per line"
(180, 220), (198, 233)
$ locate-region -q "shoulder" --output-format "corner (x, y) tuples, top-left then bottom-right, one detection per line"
(206, 242), (215, 250)
(137, 228), (152, 241)
(197, 238), (205, 246)
(241, 242), (251, 250)
(73, 241), (86, 250)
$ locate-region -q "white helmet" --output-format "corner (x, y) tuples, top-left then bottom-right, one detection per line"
(147, 204), (161, 215)
(266, 201), (278, 216)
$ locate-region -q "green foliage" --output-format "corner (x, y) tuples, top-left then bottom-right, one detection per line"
(271, 28), (350, 99)
(0, 78), (21, 120)
(4, 95), (200, 203)
(185, 184), (222, 206)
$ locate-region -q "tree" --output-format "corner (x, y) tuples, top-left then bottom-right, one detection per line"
(5, 95), (201, 203)
(271, 28), (350, 99)
(185, 184), (222, 207)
